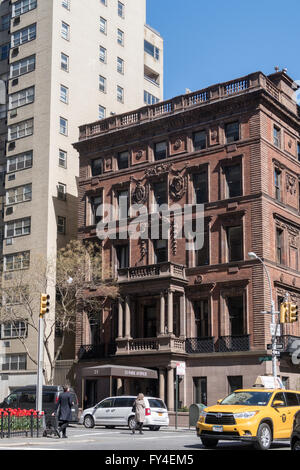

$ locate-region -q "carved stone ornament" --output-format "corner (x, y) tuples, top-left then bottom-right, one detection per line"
(194, 275), (203, 284)
(169, 174), (187, 201)
(286, 173), (297, 195)
(173, 138), (182, 150)
(144, 162), (172, 178)
(135, 150), (143, 160)
(131, 181), (148, 205)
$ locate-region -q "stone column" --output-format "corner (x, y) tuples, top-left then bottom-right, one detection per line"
(159, 291), (165, 335)
(167, 366), (174, 411)
(180, 293), (186, 337)
(167, 289), (173, 335)
(118, 298), (123, 339)
(125, 295), (131, 338)
(159, 368), (165, 402)
(117, 378), (123, 395)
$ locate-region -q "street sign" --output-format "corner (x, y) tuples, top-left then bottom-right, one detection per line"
(273, 351), (281, 357)
(176, 362), (186, 376)
(275, 344), (284, 350)
(259, 356), (272, 363)
(270, 323), (281, 337)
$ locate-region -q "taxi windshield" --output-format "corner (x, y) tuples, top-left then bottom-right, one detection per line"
(220, 391), (273, 406)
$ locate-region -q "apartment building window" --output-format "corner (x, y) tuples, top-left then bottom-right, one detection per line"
(99, 75), (107, 93)
(228, 376), (243, 394)
(9, 86), (35, 109)
(273, 125), (281, 148)
(193, 131), (207, 151)
(7, 151), (33, 172)
(1, 14), (10, 32)
(117, 85), (124, 103)
(62, 0), (70, 10)
(4, 251), (30, 271)
(144, 90), (159, 105)
(10, 55), (35, 78)
(60, 84), (69, 104)
(297, 142), (300, 161)
(116, 244), (129, 269)
(117, 29), (124, 46)
(153, 182), (167, 211)
(227, 296), (244, 336)
(117, 57), (124, 74)
(193, 171), (208, 204)
(117, 190), (129, 220)
(5, 217), (31, 238)
(193, 377), (207, 406)
(153, 239), (168, 263)
(0, 44), (10, 61)
(1, 321), (27, 339)
(1, 354), (27, 371)
(118, 1), (124, 18)
(274, 168), (281, 201)
(195, 229), (209, 266)
(224, 163), (242, 198)
(91, 158), (103, 176)
(8, 119), (34, 141)
(117, 151), (129, 170)
(99, 105), (106, 120)
(59, 117), (68, 135)
(60, 53), (69, 71)
(12, 0), (37, 17)
(61, 21), (70, 40)
(11, 24), (36, 47)
(100, 17), (107, 34)
(226, 225), (243, 262)
(144, 40), (160, 60)
(57, 216), (66, 234)
(276, 227), (283, 264)
(57, 182), (67, 200)
(154, 141), (167, 161)
(59, 149), (67, 168)
(193, 300), (209, 337)
(225, 121), (240, 143)
(90, 194), (103, 225)
(99, 46), (107, 63)
(6, 184), (32, 204)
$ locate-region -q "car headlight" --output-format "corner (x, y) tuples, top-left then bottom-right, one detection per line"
(233, 411), (259, 419)
(199, 410), (207, 418)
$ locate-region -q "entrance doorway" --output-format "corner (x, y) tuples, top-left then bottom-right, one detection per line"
(85, 379), (97, 408)
(144, 305), (157, 338)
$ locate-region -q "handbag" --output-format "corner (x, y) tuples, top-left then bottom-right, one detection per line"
(131, 403), (136, 413)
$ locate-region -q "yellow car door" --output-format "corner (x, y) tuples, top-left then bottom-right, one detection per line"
(270, 392), (290, 439)
(284, 392), (300, 437)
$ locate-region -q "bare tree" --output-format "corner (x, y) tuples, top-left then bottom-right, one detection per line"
(0, 240), (118, 384)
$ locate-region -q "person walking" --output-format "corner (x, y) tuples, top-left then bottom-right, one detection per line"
(132, 393), (146, 435)
(52, 385), (74, 438)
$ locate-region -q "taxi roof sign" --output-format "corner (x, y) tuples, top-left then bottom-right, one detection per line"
(253, 375), (284, 389)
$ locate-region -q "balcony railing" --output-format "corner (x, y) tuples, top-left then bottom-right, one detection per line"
(118, 262), (186, 283)
(186, 335), (250, 354)
(78, 343), (116, 360)
(78, 71), (284, 141)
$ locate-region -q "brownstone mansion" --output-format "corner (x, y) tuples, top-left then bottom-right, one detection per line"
(73, 70), (300, 410)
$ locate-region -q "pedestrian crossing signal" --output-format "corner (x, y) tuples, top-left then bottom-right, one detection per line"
(40, 293), (50, 318)
(289, 303), (298, 323)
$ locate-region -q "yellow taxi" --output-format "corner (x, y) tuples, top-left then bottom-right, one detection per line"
(196, 387), (300, 450)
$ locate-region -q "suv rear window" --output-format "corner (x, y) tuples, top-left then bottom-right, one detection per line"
(43, 392), (56, 403)
(148, 399), (167, 409)
(285, 393), (300, 406)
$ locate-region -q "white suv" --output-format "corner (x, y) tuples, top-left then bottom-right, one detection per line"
(80, 395), (169, 431)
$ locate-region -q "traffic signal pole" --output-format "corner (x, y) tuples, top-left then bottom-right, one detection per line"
(36, 314), (44, 412)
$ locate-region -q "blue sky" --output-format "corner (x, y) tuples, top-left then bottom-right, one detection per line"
(147, 0), (299, 100)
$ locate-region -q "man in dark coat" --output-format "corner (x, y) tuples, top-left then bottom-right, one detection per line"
(53, 386), (74, 438)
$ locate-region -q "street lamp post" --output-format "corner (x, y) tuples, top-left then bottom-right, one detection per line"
(248, 252), (278, 378)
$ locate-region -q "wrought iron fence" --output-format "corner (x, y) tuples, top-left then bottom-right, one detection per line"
(186, 335), (250, 354)
(185, 337), (215, 353)
(78, 343), (116, 360)
(0, 410), (44, 438)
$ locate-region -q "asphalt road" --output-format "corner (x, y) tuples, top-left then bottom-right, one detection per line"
(0, 425), (292, 452)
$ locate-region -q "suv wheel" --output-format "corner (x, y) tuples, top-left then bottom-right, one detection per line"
(83, 415), (95, 429)
(292, 438), (300, 451)
(200, 437), (219, 448)
(254, 423), (272, 450)
(128, 416), (136, 430)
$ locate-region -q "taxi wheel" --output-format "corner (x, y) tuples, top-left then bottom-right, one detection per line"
(200, 437), (219, 448)
(254, 423), (272, 450)
(292, 439), (300, 451)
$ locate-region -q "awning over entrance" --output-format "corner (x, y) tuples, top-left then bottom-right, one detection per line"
(81, 364), (158, 380)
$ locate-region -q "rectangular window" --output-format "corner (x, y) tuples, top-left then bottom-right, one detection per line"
(10, 55), (35, 78)
(57, 182), (66, 200)
(153, 239), (168, 263)
(1, 321), (27, 338)
(193, 377), (207, 406)
(274, 168), (281, 201)
(99, 105), (106, 120)
(117, 57), (124, 74)
(226, 225), (243, 262)
(118, 1), (124, 18)
(273, 125), (281, 148)
(153, 182), (167, 211)
(59, 149), (67, 168)
(117, 85), (124, 103)
(11, 24), (36, 47)
(91, 158), (103, 176)
(195, 229), (209, 266)
(100, 17), (107, 34)
(6, 184), (32, 205)
(12, 0), (37, 17)
(117, 151), (129, 170)
(144, 90), (159, 105)
(1, 354), (27, 371)
(193, 131), (207, 151)
(228, 376), (243, 394)
(60, 84), (69, 103)
(9, 86), (35, 109)
(99, 46), (107, 63)
(144, 40), (160, 60)
(57, 216), (66, 234)
(1, 14), (10, 31)
(5, 217), (31, 238)
(154, 141), (167, 161)
(193, 300), (209, 337)
(90, 194), (103, 225)
(224, 164), (242, 198)
(225, 121), (240, 143)
(276, 227), (283, 264)
(4, 251), (30, 271)
(8, 119), (34, 141)
(59, 117), (68, 135)
(62, 0), (70, 10)
(61, 21), (70, 40)
(117, 190), (129, 220)
(193, 171), (208, 204)
(117, 29), (124, 45)
(7, 151), (33, 173)
(116, 244), (129, 269)
(99, 75), (106, 93)
(227, 296), (244, 336)
(60, 53), (69, 71)
(0, 44), (10, 61)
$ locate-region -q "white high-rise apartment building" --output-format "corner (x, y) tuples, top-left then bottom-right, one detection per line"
(0, 0), (163, 396)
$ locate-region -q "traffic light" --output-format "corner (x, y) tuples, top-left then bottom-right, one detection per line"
(289, 303), (298, 323)
(280, 302), (289, 323)
(40, 293), (50, 318)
